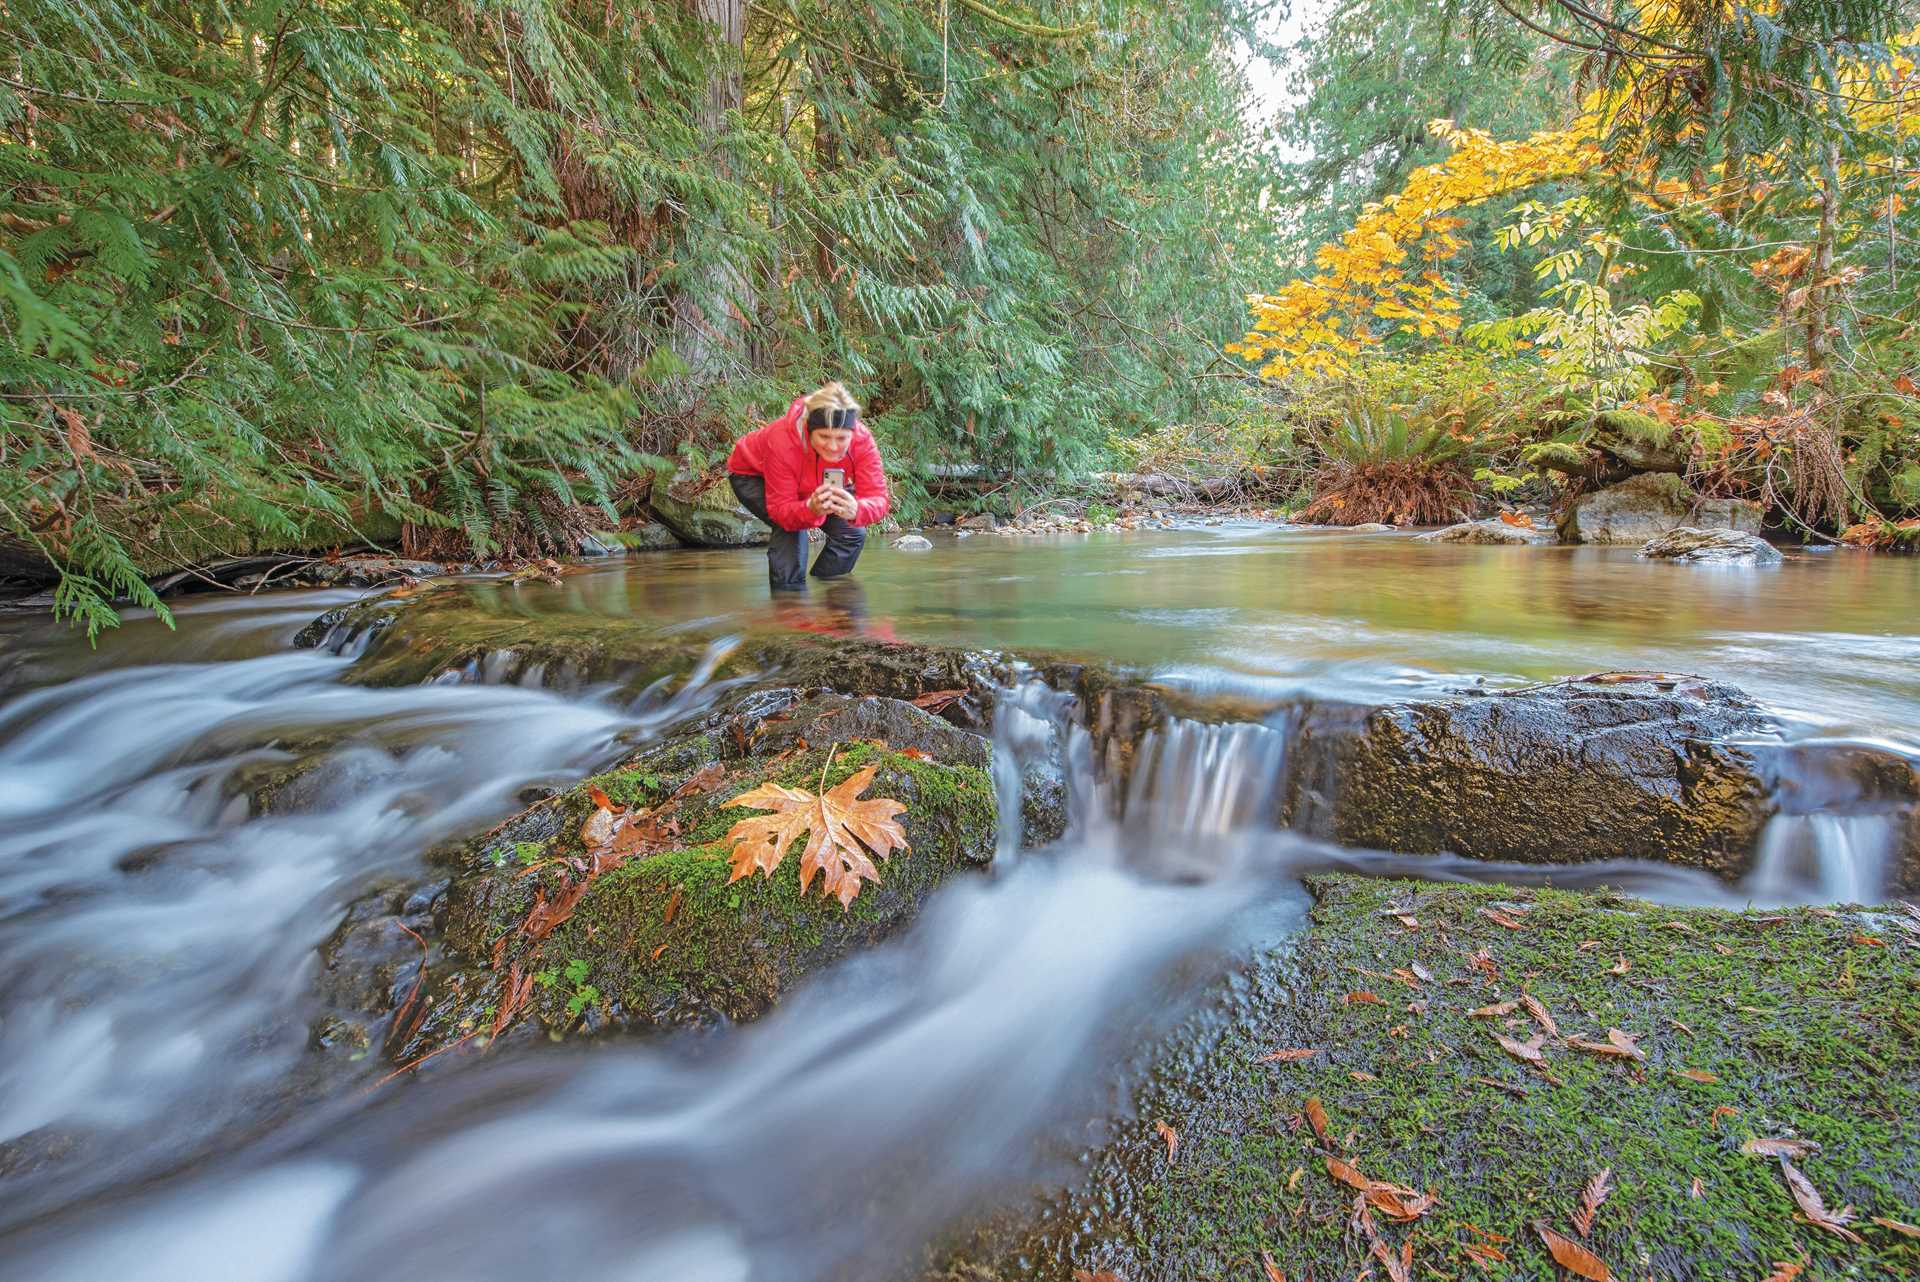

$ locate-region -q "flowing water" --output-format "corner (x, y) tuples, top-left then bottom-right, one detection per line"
(1, 527), (1916, 1281)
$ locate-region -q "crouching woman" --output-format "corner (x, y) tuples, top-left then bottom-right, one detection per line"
(727, 382), (890, 592)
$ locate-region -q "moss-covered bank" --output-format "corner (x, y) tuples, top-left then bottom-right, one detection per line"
(395, 731), (996, 1058)
(940, 876), (1920, 1281)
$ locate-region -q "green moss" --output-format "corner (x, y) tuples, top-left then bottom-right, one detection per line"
(977, 876), (1920, 1281)
(1596, 407), (1677, 448)
(441, 740), (996, 1038)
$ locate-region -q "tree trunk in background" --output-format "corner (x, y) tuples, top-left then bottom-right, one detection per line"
(672, 0), (753, 392)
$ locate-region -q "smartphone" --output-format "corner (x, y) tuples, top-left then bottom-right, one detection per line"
(823, 467), (847, 490)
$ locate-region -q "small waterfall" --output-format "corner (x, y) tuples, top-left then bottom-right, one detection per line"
(1120, 717), (1289, 838)
(989, 678), (1093, 857)
(1746, 812), (1897, 905)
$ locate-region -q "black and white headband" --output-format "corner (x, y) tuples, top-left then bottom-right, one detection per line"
(805, 406), (858, 431)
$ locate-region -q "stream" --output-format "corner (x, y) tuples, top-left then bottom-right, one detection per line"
(1, 526), (1916, 1281)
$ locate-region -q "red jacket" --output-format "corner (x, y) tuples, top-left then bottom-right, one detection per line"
(727, 397), (890, 532)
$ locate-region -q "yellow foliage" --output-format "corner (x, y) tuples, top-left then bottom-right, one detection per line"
(1234, 121), (1598, 380)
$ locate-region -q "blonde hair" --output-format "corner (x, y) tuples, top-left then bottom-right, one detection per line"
(802, 381), (860, 416)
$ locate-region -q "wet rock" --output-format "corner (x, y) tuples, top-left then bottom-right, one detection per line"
(647, 468), (768, 548)
(398, 725), (997, 1054)
(714, 690), (993, 771)
(1349, 522), (1398, 533)
(615, 521), (683, 552)
(1414, 519), (1554, 545)
(958, 513), (999, 531)
(1563, 472), (1761, 545)
(1282, 674), (1778, 876)
(1639, 526), (1782, 565)
(892, 534), (933, 550)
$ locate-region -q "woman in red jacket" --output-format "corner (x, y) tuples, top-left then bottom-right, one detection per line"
(727, 381), (890, 591)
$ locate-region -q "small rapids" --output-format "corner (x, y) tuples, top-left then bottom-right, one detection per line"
(0, 559), (1910, 1282)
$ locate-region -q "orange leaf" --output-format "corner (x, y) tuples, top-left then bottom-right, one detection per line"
(1154, 1119), (1178, 1161)
(1470, 1000), (1520, 1018)
(1677, 1068), (1720, 1084)
(1872, 1216), (1920, 1238)
(1607, 956), (1630, 976)
(723, 764), (909, 907)
(1534, 1222), (1611, 1280)
(1462, 1241), (1506, 1268)
(1258, 1047), (1324, 1062)
(1479, 907), (1529, 929)
(1346, 991), (1383, 1005)
(1304, 1096), (1333, 1146)
(1761, 1261), (1805, 1282)
(1326, 1155), (1373, 1192)
(586, 786), (619, 812)
(650, 941), (668, 960)
(1260, 1249), (1286, 1282)
(1571, 1168), (1612, 1236)
(663, 888), (682, 925)
(1892, 374), (1918, 395)
(1709, 1105), (1739, 1131)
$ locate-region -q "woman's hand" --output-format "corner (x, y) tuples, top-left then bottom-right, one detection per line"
(809, 484), (856, 519)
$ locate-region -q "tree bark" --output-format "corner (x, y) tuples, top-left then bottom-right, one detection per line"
(671, 0), (753, 386)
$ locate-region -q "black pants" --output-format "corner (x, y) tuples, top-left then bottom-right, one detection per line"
(729, 474), (866, 591)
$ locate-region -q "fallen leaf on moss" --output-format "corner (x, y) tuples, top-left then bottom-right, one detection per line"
(1495, 1031), (1547, 1064)
(1326, 1155), (1372, 1192)
(587, 786), (620, 812)
(1607, 956), (1630, 975)
(1480, 907), (1528, 929)
(1260, 1249), (1286, 1282)
(1071, 1271), (1124, 1282)
(1461, 1241), (1506, 1268)
(1471, 1000), (1520, 1018)
(723, 764), (908, 907)
(1850, 932), (1884, 947)
(1154, 1119), (1178, 1161)
(1534, 1222), (1611, 1280)
(1305, 1096), (1333, 1145)
(1761, 1261), (1805, 1282)
(1369, 1233), (1413, 1282)
(1676, 1068), (1720, 1084)
(1571, 1168), (1613, 1236)
(1522, 993), (1560, 1039)
(1742, 1137), (1820, 1159)
(1691, 1176), (1705, 1198)
(1779, 1159), (1863, 1242)
(1872, 1216), (1920, 1238)
(650, 941), (668, 960)
(1567, 1028), (1644, 1061)
(1346, 991), (1383, 1005)
(1709, 1105), (1739, 1131)
(1258, 1047), (1324, 1062)
(909, 688), (968, 711)
(662, 888), (681, 925)
(1469, 948), (1499, 979)
(1350, 1070), (1377, 1082)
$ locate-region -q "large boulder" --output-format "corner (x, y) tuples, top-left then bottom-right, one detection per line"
(1562, 473), (1761, 545)
(1414, 519), (1554, 545)
(390, 721), (996, 1056)
(1640, 526), (1782, 565)
(647, 467), (768, 547)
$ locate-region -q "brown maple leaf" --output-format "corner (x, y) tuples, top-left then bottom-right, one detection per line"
(723, 763), (909, 907)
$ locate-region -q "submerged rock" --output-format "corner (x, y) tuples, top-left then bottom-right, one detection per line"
(1414, 519), (1554, 545)
(1639, 526), (1782, 565)
(1563, 472), (1760, 545)
(393, 724), (996, 1055)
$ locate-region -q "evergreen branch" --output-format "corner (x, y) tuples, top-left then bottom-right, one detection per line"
(955, 0), (1097, 40)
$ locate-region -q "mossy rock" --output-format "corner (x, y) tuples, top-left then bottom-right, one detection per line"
(648, 466), (768, 548)
(399, 728), (996, 1054)
(1282, 675), (1777, 876)
(294, 586), (1005, 708)
(942, 875), (1920, 1281)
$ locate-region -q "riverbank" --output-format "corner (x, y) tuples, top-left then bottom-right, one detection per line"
(937, 874), (1920, 1281)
